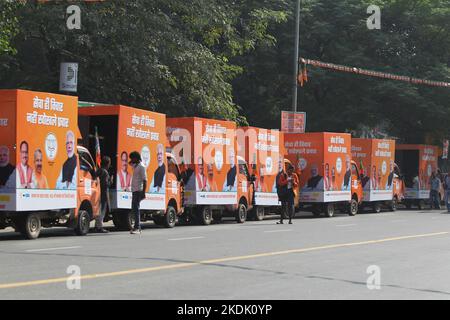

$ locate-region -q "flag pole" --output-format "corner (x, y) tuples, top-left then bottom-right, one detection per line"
(292, 0), (301, 112)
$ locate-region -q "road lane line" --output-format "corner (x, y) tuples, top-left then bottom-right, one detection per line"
(0, 231), (448, 290)
(336, 224), (357, 227)
(168, 236), (205, 241)
(25, 246), (81, 253)
(264, 229), (292, 233)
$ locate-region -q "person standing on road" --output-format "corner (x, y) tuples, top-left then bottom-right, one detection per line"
(430, 171), (441, 210)
(129, 151), (147, 234)
(444, 173), (450, 213)
(95, 156), (112, 233)
(277, 164), (298, 225)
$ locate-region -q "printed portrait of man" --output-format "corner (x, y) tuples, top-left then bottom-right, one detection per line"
(16, 141), (33, 189)
(56, 131), (77, 190)
(150, 143), (166, 193)
(32, 149), (48, 189)
(0, 145), (15, 189)
(117, 151), (132, 192)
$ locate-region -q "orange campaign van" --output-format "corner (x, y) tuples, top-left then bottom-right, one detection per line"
(78, 103), (183, 229)
(237, 127), (282, 221)
(395, 144), (441, 209)
(0, 90), (100, 239)
(284, 132), (362, 217)
(167, 117), (254, 224)
(352, 138), (398, 212)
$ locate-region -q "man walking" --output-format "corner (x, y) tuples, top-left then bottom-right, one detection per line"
(430, 171), (441, 210)
(95, 156), (111, 233)
(129, 151), (147, 234)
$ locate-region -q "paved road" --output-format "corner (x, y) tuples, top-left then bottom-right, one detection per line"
(0, 209), (449, 300)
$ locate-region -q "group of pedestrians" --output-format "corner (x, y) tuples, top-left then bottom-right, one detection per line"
(94, 151), (147, 235)
(94, 154), (450, 235)
(430, 170), (450, 212)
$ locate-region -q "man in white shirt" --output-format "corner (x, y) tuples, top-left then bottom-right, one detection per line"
(129, 151), (147, 234)
(15, 141), (33, 189)
(117, 151), (131, 191)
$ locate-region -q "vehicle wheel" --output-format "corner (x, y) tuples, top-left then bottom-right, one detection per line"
(418, 200), (425, 211)
(164, 206), (177, 228)
(372, 202), (382, 214)
(75, 210), (90, 236)
(389, 197), (398, 212)
(235, 203), (247, 223)
(312, 204), (322, 217)
(198, 206), (212, 226)
(348, 199), (359, 216)
(325, 203), (335, 218)
(254, 207), (265, 221)
(19, 213), (42, 240)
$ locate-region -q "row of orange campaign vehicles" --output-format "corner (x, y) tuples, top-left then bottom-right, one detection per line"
(0, 90), (442, 239)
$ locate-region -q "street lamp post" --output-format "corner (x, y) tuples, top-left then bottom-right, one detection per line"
(292, 0), (301, 112)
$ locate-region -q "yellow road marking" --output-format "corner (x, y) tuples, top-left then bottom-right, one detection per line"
(0, 231), (447, 290)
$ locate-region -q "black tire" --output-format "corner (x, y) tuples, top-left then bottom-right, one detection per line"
(325, 203), (335, 218)
(389, 197), (398, 212)
(75, 210), (90, 236)
(235, 203), (247, 223)
(113, 212), (134, 231)
(372, 202), (382, 214)
(348, 199), (358, 216)
(164, 206), (177, 228)
(198, 206), (212, 226)
(254, 207), (265, 221)
(19, 213), (42, 240)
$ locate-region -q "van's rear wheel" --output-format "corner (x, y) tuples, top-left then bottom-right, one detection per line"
(19, 213), (41, 240)
(325, 203), (335, 218)
(113, 212), (135, 231)
(254, 207), (265, 221)
(372, 202), (382, 214)
(235, 203), (247, 223)
(198, 206), (212, 226)
(75, 210), (90, 236)
(164, 206), (177, 228)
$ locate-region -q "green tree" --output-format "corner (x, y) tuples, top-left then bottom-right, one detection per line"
(232, 0), (450, 143)
(0, 1), (20, 55)
(0, 0), (287, 124)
